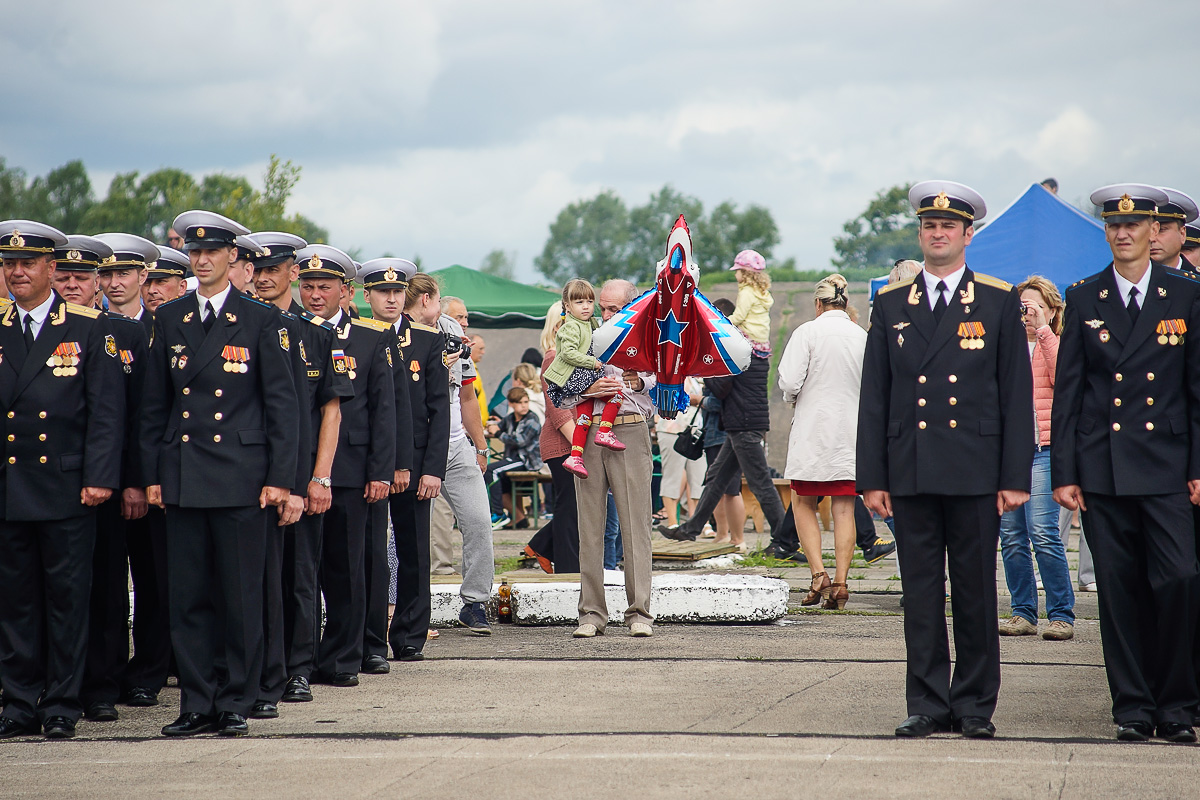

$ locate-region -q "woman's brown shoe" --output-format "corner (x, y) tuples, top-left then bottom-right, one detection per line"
(802, 572), (832, 606)
(822, 582), (849, 610)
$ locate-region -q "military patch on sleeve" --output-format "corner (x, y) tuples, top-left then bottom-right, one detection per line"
(298, 340), (308, 364)
(385, 347), (393, 368)
(332, 349), (348, 373)
(104, 334), (118, 357)
(278, 328), (290, 352)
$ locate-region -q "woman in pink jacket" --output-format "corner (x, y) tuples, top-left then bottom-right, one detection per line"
(998, 276), (1075, 640)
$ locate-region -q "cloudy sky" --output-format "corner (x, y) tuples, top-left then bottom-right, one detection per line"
(4, 1), (1198, 281)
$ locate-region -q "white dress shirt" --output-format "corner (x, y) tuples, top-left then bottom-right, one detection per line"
(196, 281), (233, 321)
(1112, 262), (1152, 309)
(922, 263), (967, 311)
(15, 292), (56, 339)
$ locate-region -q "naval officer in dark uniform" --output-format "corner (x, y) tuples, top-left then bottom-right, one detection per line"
(0, 220), (125, 740)
(1053, 184), (1200, 743)
(140, 210), (299, 738)
(296, 245), (396, 685)
(858, 181), (1034, 740)
(1150, 188), (1198, 272)
(252, 232), (354, 704)
(49, 235), (151, 725)
(97, 234), (174, 707)
(388, 272), (451, 662)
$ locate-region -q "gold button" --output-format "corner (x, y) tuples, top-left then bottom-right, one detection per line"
(38, 434), (45, 442)
(5, 435), (11, 442)
(918, 399), (927, 407)
(918, 421), (927, 430)
(213, 434), (221, 443)
(1114, 398), (1122, 407)
(1146, 422), (1155, 431)
(181, 434), (190, 442)
(38, 411), (46, 419)
(1115, 373), (1123, 382)
(215, 389), (223, 397)
(1147, 373), (1155, 381)
(918, 375), (927, 384)
(6, 457), (12, 464)
(949, 420), (957, 428)
(38, 456), (46, 464)
(183, 388), (191, 395)
(1147, 397), (1154, 406)
(182, 411), (190, 419)
(949, 397), (957, 405)
(5, 411), (12, 419)
(949, 375), (958, 383)
(1112, 423), (1121, 432)
(214, 412), (223, 421)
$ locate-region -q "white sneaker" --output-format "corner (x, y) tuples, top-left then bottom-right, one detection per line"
(572, 623), (600, 638)
(1079, 582), (1098, 593)
(629, 622), (653, 637)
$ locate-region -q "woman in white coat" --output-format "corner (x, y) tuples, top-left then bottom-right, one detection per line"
(778, 274), (867, 610)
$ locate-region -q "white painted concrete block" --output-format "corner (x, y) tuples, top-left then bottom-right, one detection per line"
(511, 573), (789, 626)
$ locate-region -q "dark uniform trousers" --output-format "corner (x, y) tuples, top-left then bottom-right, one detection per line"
(1053, 263), (1200, 727)
(81, 498), (131, 707)
(140, 290), (300, 719)
(283, 513), (324, 678)
(123, 507), (172, 693)
(385, 315), (449, 657)
(363, 499), (391, 660)
(0, 295), (124, 726)
(857, 270), (1033, 726)
(317, 314), (395, 676)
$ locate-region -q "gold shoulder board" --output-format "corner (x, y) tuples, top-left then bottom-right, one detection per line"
(972, 272), (1014, 292)
(875, 277), (915, 296)
(65, 302), (102, 318)
(352, 317), (391, 332)
(408, 321), (439, 332)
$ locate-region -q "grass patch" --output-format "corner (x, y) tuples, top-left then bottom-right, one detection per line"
(494, 556), (522, 574)
(887, 574), (901, 581)
(848, 573), (866, 581)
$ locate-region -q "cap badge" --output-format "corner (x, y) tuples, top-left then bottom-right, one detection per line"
(384, 267), (398, 282)
(1117, 194), (1134, 213)
(309, 254), (323, 270)
(261, 246), (271, 256)
(67, 250), (82, 261)
(103, 255), (117, 265)
(10, 230), (24, 248)
(196, 227), (206, 238)
(933, 192), (950, 210)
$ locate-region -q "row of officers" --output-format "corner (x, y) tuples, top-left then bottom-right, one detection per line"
(0, 210), (454, 739)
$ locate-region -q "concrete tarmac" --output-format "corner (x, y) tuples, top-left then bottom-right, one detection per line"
(3, 611), (1196, 799)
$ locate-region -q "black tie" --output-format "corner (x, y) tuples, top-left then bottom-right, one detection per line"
(1126, 286), (1140, 324)
(202, 301), (215, 334)
(23, 313), (35, 352)
(932, 280), (948, 322)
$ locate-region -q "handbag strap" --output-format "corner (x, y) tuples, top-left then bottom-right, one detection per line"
(683, 402), (704, 431)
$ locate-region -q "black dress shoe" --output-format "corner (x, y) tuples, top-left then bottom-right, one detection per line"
(251, 701), (279, 719)
(328, 672), (359, 687)
(1156, 722), (1197, 743)
(0, 717), (39, 739)
(895, 715), (948, 738)
(657, 524), (696, 542)
(282, 675), (313, 703)
(396, 646), (425, 662)
(957, 716), (996, 739)
(1116, 720), (1153, 742)
(162, 712), (218, 737)
(123, 687), (159, 707)
(85, 701), (119, 722)
(216, 712), (248, 737)
(43, 716), (76, 739)
(361, 655), (390, 674)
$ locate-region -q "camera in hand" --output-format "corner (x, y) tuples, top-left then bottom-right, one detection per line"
(444, 332), (472, 362)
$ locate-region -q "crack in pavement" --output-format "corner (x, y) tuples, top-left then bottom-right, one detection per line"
(730, 666), (848, 731)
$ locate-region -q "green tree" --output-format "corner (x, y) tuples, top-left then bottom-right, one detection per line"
(694, 200), (779, 274)
(832, 184), (922, 271)
(626, 185), (704, 284)
(480, 248), (516, 280)
(535, 189), (631, 287)
(25, 160), (94, 233)
(0, 158), (28, 219)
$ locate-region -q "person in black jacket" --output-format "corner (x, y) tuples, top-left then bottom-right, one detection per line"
(141, 211), (300, 738)
(658, 329), (789, 550)
(0, 220), (125, 740)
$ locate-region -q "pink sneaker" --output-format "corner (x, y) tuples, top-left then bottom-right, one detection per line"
(593, 429), (626, 451)
(562, 454), (589, 479)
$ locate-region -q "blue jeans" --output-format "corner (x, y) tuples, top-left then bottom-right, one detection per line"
(604, 491), (623, 569)
(999, 448), (1075, 623)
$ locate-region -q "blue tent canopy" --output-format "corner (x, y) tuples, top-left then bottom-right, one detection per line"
(869, 183), (1110, 299)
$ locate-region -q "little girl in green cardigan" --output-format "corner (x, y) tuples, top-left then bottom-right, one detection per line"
(544, 279), (624, 478)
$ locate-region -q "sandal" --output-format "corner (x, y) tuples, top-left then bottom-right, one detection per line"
(802, 572), (832, 606)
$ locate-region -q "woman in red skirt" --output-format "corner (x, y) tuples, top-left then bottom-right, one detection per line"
(777, 274), (868, 609)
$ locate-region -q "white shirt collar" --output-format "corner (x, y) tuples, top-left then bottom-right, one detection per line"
(132, 305), (145, 321)
(197, 282), (233, 318)
(16, 292), (56, 331)
(922, 263), (967, 309)
(1112, 262), (1152, 307)
(328, 308), (345, 329)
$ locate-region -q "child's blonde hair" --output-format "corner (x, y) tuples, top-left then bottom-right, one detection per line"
(512, 362), (539, 388)
(736, 269), (772, 293)
(562, 279), (595, 308)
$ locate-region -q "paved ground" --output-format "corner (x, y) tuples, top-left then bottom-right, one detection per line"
(6, 522), (1176, 800)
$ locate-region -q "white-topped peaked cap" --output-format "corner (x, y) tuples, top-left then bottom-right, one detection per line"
(357, 257), (417, 289)
(0, 219), (69, 258)
(95, 232), (160, 270)
(1156, 187), (1199, 224)
(295, 244), (356, 282)
(908, 181), (987, 223)
(249, 231), (307, 268)
(172, 210), (250, 251)
(55, 235), (114, 270)
(1089, 184), (1169, 223)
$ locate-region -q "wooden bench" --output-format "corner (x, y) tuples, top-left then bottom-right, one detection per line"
(740, 479), (833, 533)
(504, 470), (554, 528)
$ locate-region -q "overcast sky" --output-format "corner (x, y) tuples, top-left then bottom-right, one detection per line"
(4, 1), (1198, 281)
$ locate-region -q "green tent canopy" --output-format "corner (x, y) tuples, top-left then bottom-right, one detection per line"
(427, 265), (562, 329)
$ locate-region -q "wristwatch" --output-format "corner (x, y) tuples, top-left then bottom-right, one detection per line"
(310, 476), (332, 489)
(475, 448), (489, 457)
